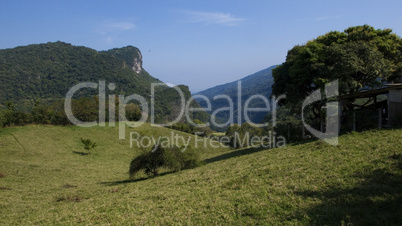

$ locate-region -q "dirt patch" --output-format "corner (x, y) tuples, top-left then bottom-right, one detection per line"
(0, 187), (11, 190)
(56, 195), (84, 202)
(62, 183), (77, 188)
(110, 188), (120, 193)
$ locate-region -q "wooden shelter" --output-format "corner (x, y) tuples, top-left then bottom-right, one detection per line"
(338, 84), (402, 128)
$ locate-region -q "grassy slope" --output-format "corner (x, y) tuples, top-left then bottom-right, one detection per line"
(0, 125), (401, 225)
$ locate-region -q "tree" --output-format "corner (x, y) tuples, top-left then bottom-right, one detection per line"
(73, 97), (99, 123)
(125, 103), (142, 121)
(0, 110), (5, 127)
(272, 25), (402, 110)
(225, 124), (240, 137)
(2, 101), (16, 127)
(262, 105), (303, 141)
(129, 143), (202, 178)
(31, 100), (50, 124)
(271, 25), (402, 131)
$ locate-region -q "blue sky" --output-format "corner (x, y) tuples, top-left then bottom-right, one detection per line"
(1, 0), (402, 92)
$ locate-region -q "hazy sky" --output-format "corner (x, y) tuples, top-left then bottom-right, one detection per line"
(1, 0), (402, 92)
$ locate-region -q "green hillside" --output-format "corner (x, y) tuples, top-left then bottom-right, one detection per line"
(1, 125), (401, 224)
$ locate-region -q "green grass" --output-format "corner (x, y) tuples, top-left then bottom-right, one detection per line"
(1, 125), (401, 224)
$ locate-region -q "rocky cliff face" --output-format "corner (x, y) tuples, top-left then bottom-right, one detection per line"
(105, 46), (143, 74)
(132, 49), (142, 74)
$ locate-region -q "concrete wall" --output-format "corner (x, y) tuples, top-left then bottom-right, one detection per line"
(388, 90), (402, 126)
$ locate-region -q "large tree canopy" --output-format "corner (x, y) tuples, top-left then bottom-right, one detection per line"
(272, 25), (402, 106)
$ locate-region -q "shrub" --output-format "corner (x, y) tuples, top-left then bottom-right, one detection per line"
(129, 144), (203, 178)
(169, 122), (194, 134)
(193, 126), (213, 137)
(80, 138), (97, 154)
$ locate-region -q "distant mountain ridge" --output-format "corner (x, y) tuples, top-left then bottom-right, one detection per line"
(196, 65), (277, 127)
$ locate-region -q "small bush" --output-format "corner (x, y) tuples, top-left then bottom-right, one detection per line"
(129, 144), (203, 178)
(80, 138), (97, 154)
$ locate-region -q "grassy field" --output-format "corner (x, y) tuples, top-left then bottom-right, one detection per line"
(0, 124), (401, 225)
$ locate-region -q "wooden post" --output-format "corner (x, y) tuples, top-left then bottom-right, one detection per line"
(320, 120), (324, 133)
(353, 111), (356, 131)
(378, 108), (382, 129)
(338, 102), (342, 133)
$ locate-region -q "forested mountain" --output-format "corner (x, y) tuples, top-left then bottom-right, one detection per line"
(0, 41), (206, 123)
(196, 65), (276, 127)
(0, 42), (152, 102)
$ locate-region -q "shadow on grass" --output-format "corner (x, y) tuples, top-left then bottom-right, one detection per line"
(72, 151), (89, 156)
(99, 178), (147, 186)
(204, 146), (267, 164)
(291, 154), (402, 225)
(204, 138), (327, 165)
(99, 171), (174, 186)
